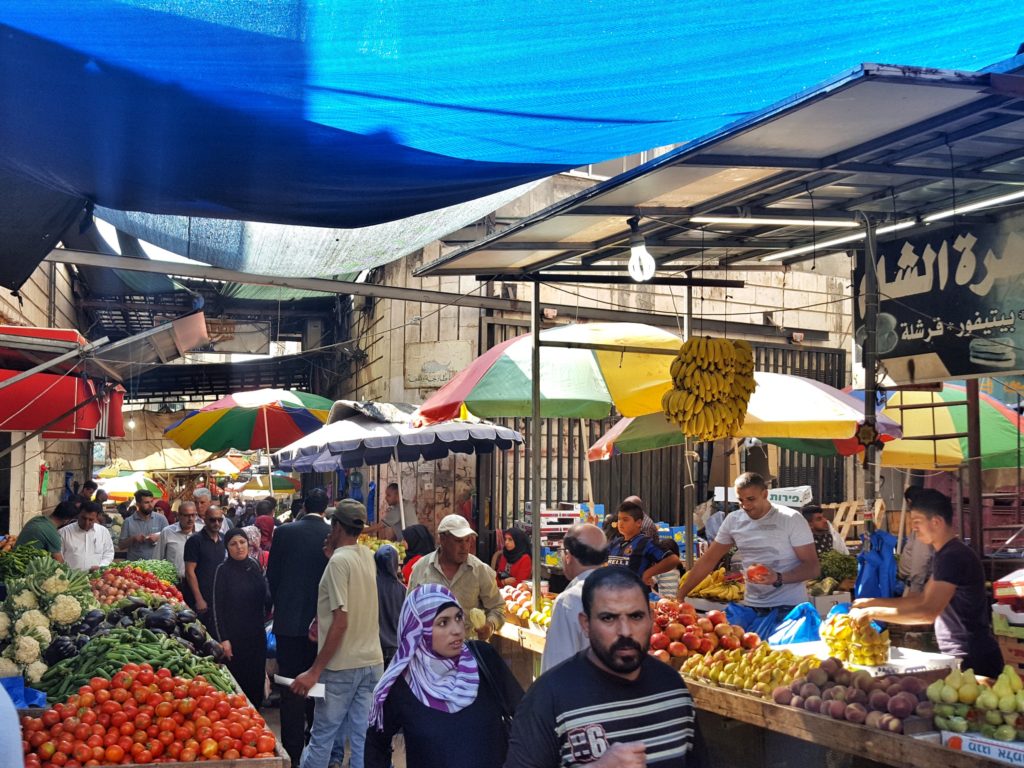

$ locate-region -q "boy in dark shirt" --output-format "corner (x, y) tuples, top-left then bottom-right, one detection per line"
(608, 501), (679, 589)
(504, 566), (703, 768)
(851, 489), (1000, 677)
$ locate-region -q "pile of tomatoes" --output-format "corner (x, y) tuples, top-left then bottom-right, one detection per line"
(21, 663), (277, 766)
(91, 567), (184, 606)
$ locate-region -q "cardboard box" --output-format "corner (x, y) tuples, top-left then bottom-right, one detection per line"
(940, 731), (1024, 765)
(999, 635), (1024, 674)
(994, 604), (1024, 639)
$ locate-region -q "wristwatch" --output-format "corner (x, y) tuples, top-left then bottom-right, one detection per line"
(773, 572), (784, 589)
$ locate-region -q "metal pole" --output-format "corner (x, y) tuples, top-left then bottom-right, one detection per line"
(683, 286), (695, 569)
(857, 211), (878, 535)
(530, 281), (543, 611)
(0, 338), (109, 393)
(965, 379), (984, 557)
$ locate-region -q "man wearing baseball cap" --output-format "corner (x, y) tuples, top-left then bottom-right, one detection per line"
(291, 499), (383, 768)
(407, 513), (505, 639)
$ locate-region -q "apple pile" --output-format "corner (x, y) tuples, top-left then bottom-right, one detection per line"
(648, 599), (760, 665)
(681, 643), (820, 697)
(500, 584), (553, 628)
(772, 656), (933, 733)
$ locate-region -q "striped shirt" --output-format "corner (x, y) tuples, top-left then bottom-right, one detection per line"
(503, 652), (702, 767)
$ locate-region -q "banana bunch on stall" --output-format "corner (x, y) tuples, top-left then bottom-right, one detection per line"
(689, 567), (744, 602)
(661, 337), (757, 441)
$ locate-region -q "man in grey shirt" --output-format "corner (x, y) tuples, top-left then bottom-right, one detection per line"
(541, 523), (608, 673)
(119, 489), (169, 560)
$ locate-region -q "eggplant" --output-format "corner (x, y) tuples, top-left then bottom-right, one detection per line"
(118, 615), (134, 628)
(136, 608), (153, 623)
(68, 622), (86, 635)
(91, 626), (111, 639)
(74, 634), (90, 650)
(201, 638), (227, 663)
(172, 636), (196, 654)
(106, 609), (123, 624)
(82, 609), (105, 628)
(146, 608), (176, 633)
(183, 623), (207, 647)
(176, 609), (197, 625)
(43, 637), (78, 665)
(124, 596), (148, 613)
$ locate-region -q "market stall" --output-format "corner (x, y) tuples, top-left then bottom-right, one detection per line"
(1, 550), (286, 767)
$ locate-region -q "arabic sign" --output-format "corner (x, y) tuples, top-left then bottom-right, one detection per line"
(854, 220), (1024, 384)
(405, 340), (474, 388)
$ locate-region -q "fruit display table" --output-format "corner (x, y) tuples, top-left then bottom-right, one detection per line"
(687, 679), (1000, 768)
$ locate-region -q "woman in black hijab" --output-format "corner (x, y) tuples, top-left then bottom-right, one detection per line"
(400, 524), (436, 583)
(374, 544), (406, 666)
(210, 527), (272, 708)
(494, 527), (531, 587)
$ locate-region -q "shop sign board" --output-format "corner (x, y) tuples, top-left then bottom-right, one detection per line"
(854, 220), (1024, 384)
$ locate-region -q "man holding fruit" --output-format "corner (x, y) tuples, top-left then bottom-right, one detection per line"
(677, 472), (819, 611)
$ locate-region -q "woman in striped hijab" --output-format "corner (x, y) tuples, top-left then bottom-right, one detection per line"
(364, 584), (523, 768)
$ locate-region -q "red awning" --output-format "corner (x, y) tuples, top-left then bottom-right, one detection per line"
(0, 369), (126, 438)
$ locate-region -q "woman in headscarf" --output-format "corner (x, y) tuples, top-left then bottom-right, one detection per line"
(364, 585), (523, 768)
(494, 527), (531, 587)
(210, 528), (272, 708)
(400, 524), (435, 583)
(374, 544), (406, 666)
(154, 499), (175, 525)
(242, 524), (269, 570)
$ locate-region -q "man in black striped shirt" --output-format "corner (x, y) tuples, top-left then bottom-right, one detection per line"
(504, 567), (704, 768)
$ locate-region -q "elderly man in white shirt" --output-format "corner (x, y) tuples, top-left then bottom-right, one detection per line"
(156, 501), (199, 579)
(540, 523), (609, 673)
(59, 501), (114, 571)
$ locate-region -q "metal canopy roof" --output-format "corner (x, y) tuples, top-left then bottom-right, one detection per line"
(416, 59), (1024, 279)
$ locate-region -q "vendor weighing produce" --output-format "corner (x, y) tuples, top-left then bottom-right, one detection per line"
(677, 472), (819, 610)
(850, 489), (1001, 678)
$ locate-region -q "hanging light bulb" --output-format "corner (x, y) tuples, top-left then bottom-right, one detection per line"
(127, 417), (136, 430)
(627, 217), (655, 282)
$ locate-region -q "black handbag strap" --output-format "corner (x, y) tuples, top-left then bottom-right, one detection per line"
(469, 641), (513, 722)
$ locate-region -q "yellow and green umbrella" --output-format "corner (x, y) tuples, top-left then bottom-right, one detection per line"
(415, 322), (682, 424)
(97, 472), (165, 502)
(164, 388), (333, 452)
(771, 383), (1024, 470)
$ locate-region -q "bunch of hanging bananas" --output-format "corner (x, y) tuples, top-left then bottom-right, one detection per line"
(661, 337), (757, 441)
(689, 567), (745, 601)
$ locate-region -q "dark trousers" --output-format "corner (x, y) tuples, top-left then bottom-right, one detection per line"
(276, 634), (319, 766)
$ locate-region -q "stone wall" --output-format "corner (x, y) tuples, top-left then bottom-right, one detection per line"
(0, 261), (91, 532)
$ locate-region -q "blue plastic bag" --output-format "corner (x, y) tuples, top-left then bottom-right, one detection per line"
(855, 530), (903, 599)
(1, 675), (47, 708)
(725, 602), (782, 638)
(265, 623), (277, 659)
(767, 602), (821, 644)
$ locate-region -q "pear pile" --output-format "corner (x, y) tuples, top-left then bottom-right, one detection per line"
(661, 337), (757, 442)
(819, 613), (890, 666)
(928, 665), (1024, 741)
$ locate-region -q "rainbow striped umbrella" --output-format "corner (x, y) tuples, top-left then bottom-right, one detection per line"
(164, 389), (333, 452)
(587, 373), (903, 460)
(769, 383), (1024, 470)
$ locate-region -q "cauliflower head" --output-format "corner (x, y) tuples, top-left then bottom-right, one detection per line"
(23, 625), (51, 647)
(0, 613), (10, 640)
(11, 591), (38, 611)
(12, 635), (40, 665)
(41, 574), (71, 596)
(47, 594), (83, 626)
(14, 610), (49, 635)
(24, 660), (48, 684)
(0, 656), (20, 678)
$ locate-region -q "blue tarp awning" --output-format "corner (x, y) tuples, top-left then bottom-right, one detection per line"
(0, 1), (1021, 287)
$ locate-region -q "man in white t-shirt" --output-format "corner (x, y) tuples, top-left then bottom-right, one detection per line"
(678, 472), (819, 609)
